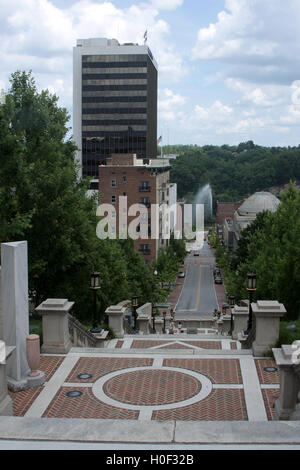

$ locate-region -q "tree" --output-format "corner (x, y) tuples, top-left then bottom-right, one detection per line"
(227, 184), (300, 319)
(0, 71), (161, 321)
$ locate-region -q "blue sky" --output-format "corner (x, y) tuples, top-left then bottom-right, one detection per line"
(1, 0), (300, 147)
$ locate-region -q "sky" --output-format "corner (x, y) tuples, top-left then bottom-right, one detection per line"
(1, 0), (300, 147)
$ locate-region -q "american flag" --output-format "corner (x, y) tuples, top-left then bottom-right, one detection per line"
(157, 135), (162, 145)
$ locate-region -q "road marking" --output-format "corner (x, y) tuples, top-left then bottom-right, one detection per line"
(195, 265), (202, 310)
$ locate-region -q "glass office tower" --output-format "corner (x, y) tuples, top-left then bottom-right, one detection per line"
(73, 38), (158, 181)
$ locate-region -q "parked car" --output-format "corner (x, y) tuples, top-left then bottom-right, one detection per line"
(214, 268), (221, 277)
(214, 275), (223, 284)
(193, 251), (200, 256)
(178, 271), (185, 278)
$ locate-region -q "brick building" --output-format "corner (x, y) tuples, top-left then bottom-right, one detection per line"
(216, 200), (244, 244)
(73, 38), (157, 183)
(98, 154), (175, 264)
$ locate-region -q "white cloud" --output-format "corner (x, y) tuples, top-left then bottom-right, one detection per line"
(226, 78), (288, 107)
(158, 88), (186, 120)
(150, 0), (183, 10)
(192, 0), (300, 86)
(0, 0), (187, 110)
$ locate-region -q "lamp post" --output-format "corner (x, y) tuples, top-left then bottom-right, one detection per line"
(228, 295), (235, 335)
(245, 273), (257, 334)
(152, 305), (157, 333)
(163, 311), (166, 334)
(90, 272), (102, 334)
(132, 295), (138, 330)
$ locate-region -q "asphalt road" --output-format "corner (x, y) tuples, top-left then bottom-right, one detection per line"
(175, 241), (219, 318)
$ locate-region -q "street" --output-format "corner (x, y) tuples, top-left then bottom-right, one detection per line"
(175, 241), (219, 318)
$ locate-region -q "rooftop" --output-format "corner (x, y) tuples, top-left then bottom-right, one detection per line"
(238, 192), (280, 216)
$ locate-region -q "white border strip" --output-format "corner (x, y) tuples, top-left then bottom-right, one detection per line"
(25, 355), (80, 418)
(239, 357), (268, 421)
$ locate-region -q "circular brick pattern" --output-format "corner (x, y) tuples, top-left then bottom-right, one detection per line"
(104, 369), (201, 406)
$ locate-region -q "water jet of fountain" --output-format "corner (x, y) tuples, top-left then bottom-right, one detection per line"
(193, 183), (213, 222)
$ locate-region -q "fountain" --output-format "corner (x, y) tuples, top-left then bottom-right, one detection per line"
(193, 183), (213, 222)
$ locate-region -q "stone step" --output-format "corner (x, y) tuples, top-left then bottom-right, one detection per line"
(70, 346), (250, 356)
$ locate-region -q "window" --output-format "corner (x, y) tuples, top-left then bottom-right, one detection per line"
(111, 195), (116, 204)
(111, 178), (116, 187)
(139, 244), (150, 254)
(122, 176), (127, 183)
(140, 197), (150, 208)
(139, 181), (150, 192)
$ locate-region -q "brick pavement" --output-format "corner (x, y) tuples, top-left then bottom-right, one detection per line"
(8, 351), (280, 422)
(6, 250), (280, 423)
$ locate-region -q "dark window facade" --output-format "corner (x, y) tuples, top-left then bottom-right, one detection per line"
(81, 52), (157, 178)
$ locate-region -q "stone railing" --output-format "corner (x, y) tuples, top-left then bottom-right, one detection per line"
(36, 298), (108, 353)
(0, 266), (2, 340)
(68, 314), (108, 348)
(0, 343), (14, 415)
(273, 343), (300, 420)
(237, 300), (286, 355)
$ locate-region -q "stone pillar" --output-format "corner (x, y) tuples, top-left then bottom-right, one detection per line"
(252, 300), (286, 357)
(35, 299), (74, 353)
(273, 344), (300, 420)
(217, 318), (223, 335)
(155, 318), (164, 334)
(0, 341), (14, 416)
(136, 303), (151, 335)
(105, 305), (125, 338)
(1, 241), (30, 391)
(221, 316), (231, 335)
(232, 305), (249, 340)
(137, 316), (150, 335)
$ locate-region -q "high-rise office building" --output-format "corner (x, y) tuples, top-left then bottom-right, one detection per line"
(73, 38), (158, 184)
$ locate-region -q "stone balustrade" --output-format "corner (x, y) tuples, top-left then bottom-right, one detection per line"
(68, 314), (108, 347)
(0, 342), (14, 416)
(273, 343), (300, 420)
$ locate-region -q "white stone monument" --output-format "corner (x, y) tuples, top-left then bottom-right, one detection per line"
(1, 241), (31, 391)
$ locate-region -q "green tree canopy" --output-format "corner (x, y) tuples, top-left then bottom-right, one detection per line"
(0, 71), (161, 321)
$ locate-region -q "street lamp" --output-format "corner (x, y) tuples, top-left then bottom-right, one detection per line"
(132, 295), (138, 330)
(90, 272), (102, 334)
(152, 305), (157, 333)
(163, 311), (166, 334)
(245, 273), (257, 334)
(228, 295), (235, 335)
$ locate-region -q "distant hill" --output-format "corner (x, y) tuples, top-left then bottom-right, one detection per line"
(168, 142), (300, 207)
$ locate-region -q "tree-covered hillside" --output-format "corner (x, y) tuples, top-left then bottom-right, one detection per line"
(163, 141), (300, 205)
